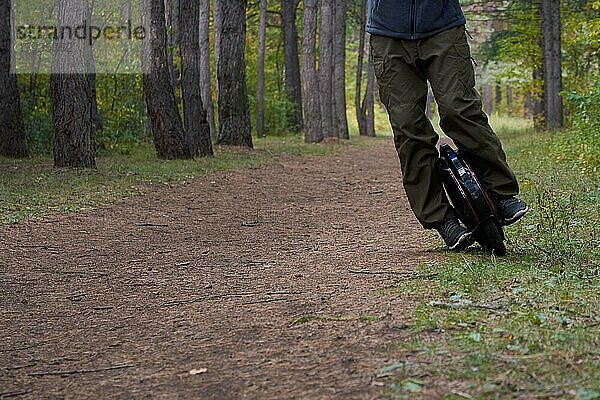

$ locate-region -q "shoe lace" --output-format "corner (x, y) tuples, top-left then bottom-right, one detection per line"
(498, 197), (516, 207)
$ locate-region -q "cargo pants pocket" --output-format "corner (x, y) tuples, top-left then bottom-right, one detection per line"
(452, 30), (477, 96)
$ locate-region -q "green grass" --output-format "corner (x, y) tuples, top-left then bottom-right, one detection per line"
(0, 134), (367, 225)
(382, 118), (600, 399)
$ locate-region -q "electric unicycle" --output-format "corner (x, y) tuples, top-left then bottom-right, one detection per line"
(438, 143), (506, 255)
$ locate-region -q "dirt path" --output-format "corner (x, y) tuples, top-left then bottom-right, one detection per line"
(1, 138), (439, 399)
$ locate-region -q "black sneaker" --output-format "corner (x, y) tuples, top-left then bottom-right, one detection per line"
(496, 196), (528, 226)
(436, 219), (473, 251)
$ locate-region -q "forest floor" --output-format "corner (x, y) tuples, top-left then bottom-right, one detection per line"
(0, 138), (444, 399)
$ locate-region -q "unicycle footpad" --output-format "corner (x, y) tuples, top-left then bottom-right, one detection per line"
(438, 143), (506, 255)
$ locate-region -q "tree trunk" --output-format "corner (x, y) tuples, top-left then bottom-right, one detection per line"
(532, 67), (545, 130)
(256, 0), (267, 137)
(180, 0), (213, 157)
(215, 0), (252, 147)
(0, 0), (27, 157)
(506, 84), (512, 107)
(495, 81), (502, 106)
(213, 0), (221, 103)
(85, 1), (102, 134)
(333, 0), (349, 139)
(51, 0), (95, 168)
(301, 0), (322, 143)
(164, 0), (179, 88)
(199, 0), (216, 139)
(483, 84), (493, 115)
(363, 56), (376, 137)
(540, 0), (563, 130)
(319, 0), (335, 138)
(281, 0), (303, 131)
(355, 0), (367, 137)
(141, 0), (190, 159)
(524, 91), (532, 118)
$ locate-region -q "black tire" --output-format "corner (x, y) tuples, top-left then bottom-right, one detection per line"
(473, 220), (506, 256)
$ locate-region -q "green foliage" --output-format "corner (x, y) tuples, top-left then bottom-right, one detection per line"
(94, 74), (147, 154)
(94, 127), (142, 156)
(565, 82), (600, 140)
(562, 0), (600, 92)
(248, 91), (298, 136)
(13, 0), (377, 155)
(488, 1), (542, 97)
(18, 73), (147, 156)
(245, 0), (302, 135)
(479, 0), (599, 122)
(20, 94), (53, 155)
(494, 2), (542, 69)
(18, 75), (53, 154)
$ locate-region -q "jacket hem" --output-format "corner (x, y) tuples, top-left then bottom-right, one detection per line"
(366, 18), (466, 40)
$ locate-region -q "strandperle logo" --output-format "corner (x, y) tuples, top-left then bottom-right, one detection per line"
(16, 20), (146, 46)
(12, 0), (150, 74)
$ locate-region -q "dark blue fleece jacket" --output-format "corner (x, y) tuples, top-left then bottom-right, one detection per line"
(366, 0), (466, 40)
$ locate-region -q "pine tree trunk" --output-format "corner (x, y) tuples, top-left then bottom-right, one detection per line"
(199, 0), (216, 139)
(525, 91), (532, 118)
(141, 0), (190, 159)
(540, 0), (563, 130)
(256, 0), (267, 137)
(213, 0), (221, 67)
(363, 56), (376, 137)
(333, 0), (349, 139)
(495, 82), (502, 106)
(180, 0), (213, 157)
(319, 0), (335, 138)
(85, 1), (102, 134)
(215, 0), (252, 147)
(51, 0), (95, 168)
(0, 0), (27, 158)
(164, 0), (179, 88)
(355, 0), (367, 137)
(301, 0), (322, 143)
(483, 84), (493, 115)
(495, 81), (502, 106)
(532, 67), (545, 130)
(281, 0), (303, 131)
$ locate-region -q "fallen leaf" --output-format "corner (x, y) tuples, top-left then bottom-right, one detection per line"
(189, 368), (208, 375)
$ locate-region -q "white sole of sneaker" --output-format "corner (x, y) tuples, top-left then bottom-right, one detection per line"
(448, 231), (473, 251)
(502, 206), (529, 226)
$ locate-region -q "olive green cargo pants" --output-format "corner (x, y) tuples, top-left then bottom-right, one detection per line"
(370, 25), (519, 229)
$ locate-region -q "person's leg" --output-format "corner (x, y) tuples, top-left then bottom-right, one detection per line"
(421, 26), (520, 198)
(370, 34), (454, 229)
